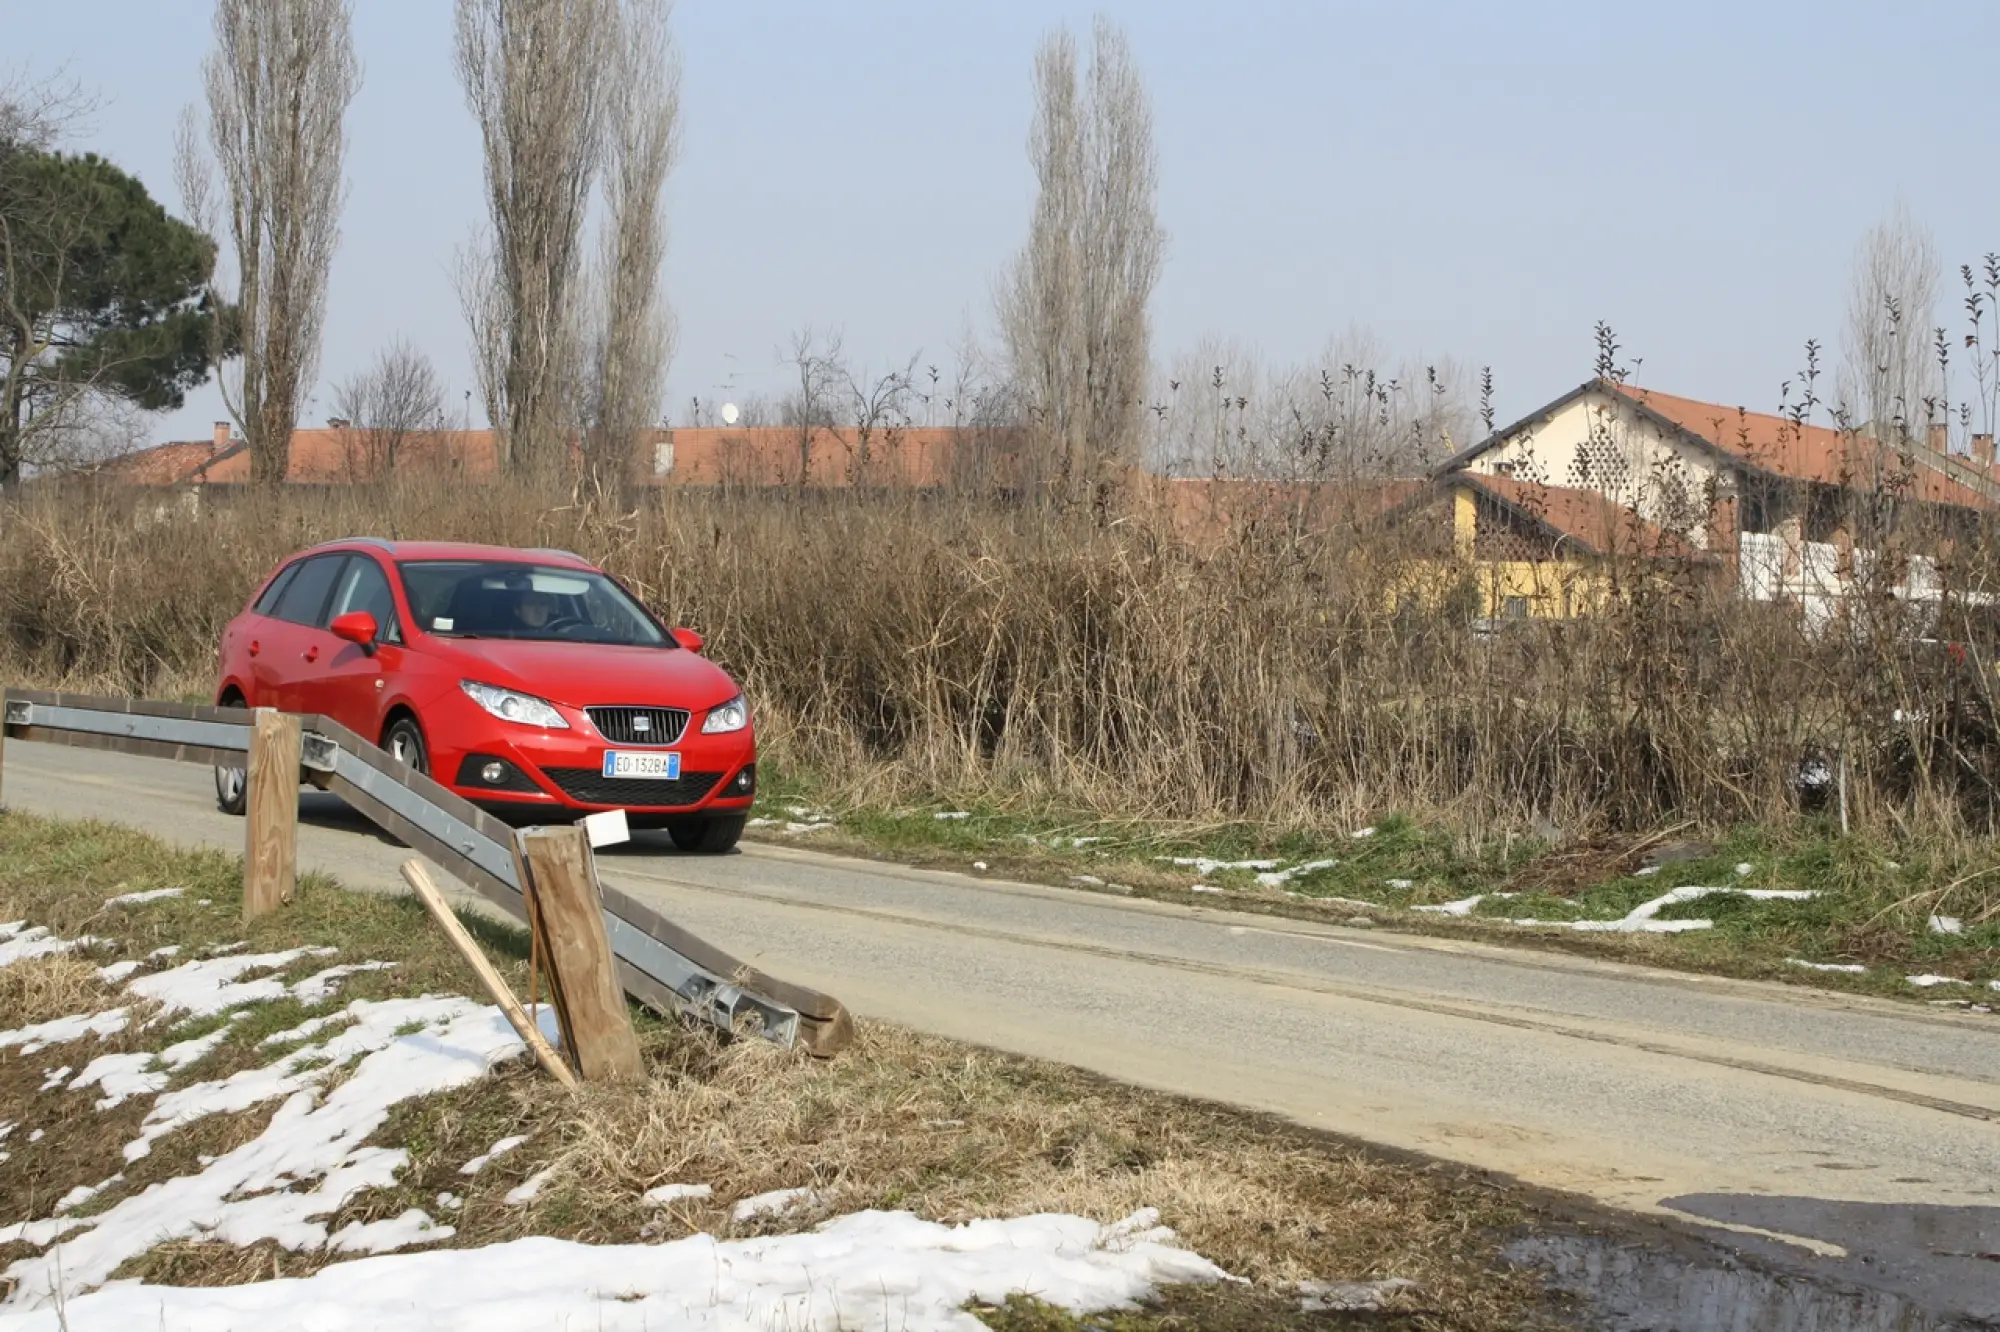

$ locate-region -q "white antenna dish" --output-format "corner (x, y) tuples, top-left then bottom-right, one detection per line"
(721, 402), (740, 426)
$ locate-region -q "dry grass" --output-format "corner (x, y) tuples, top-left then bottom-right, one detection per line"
(0, 953), (109, 1028)
(8, 473), (2000, 844)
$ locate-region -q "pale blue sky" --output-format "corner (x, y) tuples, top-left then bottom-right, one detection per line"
(16, 0), (2000, 445)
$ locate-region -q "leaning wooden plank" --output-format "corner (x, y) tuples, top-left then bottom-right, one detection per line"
(400, 858), (577, 1088)
(520, 827), (645, 1083)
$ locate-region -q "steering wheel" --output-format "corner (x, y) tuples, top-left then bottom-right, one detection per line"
(543, 616), (588, 637)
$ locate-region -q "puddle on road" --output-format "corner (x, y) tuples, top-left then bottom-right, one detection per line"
(1510, 1233), (1968, 1331)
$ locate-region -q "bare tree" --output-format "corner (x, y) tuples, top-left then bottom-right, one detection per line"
(454, 0), (616, 478)
(329, 340), (448, 481)
(583, 0), (681, 495)
(842, 353), (919, 483)
(1839, 203), (1943, 450)
(998, 17), (1163, 505)
(0, 70), (95, 152)
(781, 326), (843, 489)
(182, 0), (360, 486)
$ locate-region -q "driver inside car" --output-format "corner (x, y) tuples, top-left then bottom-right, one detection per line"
(514, 588), (559, 632)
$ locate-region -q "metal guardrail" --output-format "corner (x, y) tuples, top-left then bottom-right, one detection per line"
(1, 688), (851, 1056)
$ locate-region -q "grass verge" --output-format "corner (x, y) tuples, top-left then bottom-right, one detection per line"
(0, 810), (1586, 1329)
(746, 768), (2000, 1007)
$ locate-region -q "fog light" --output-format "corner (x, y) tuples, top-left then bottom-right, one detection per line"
(732, 765), (756, 793)
(481, 762), (506, 784)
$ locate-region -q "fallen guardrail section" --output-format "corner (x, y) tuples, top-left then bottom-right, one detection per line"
(0, 687), (852, 1057)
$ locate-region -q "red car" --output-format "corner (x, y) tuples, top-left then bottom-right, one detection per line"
(212, 539), (755, 852)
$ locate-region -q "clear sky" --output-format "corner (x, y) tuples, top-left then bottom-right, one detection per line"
(15, 0), (2000, 446)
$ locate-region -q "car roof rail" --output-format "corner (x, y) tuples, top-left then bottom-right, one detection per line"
(527, 547), (584, 562)
(318, 536), (396, 552)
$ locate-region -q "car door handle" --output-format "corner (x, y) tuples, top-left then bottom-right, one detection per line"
(247, 640), (261, 657)
(303, 645), (319, 663)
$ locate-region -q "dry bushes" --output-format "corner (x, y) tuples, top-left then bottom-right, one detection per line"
(4, 476), (2000, 837)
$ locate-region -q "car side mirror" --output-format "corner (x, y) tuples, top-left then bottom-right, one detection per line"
(672, 627), (704, 654)
(330, 610), (379, 654)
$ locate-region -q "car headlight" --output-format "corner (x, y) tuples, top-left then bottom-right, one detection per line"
(701, 695), (749, 734)
(460, 681), (570, 730)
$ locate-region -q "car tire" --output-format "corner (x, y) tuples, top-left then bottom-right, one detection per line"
(666, 815), (745, 855)
(384, 715), (430, 777)
(215, 692), (248, 815)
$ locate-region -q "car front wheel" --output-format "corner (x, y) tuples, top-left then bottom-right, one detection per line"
(384, 715), (430, 777)
(214, 762), (247, 816)
(666, 815), (745, 855)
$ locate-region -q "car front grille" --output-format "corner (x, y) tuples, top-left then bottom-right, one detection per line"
(585, 705), (690, 746)
(541, 768), (723, 808)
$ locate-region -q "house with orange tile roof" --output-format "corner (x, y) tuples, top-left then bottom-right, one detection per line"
(1435, 378), (2000, 623)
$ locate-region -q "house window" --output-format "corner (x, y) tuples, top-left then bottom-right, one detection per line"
(1493, 461), (1516, 477)
(1503, 595), (1530, 620)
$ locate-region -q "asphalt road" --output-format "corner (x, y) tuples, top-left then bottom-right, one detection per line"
(5, 739), (1998, 1321)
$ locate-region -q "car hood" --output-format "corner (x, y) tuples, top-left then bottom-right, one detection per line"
(434, 639), (739, 710)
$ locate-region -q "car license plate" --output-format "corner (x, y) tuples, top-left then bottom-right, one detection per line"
(602, 750), (681, 780)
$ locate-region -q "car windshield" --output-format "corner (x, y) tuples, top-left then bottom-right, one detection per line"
(396, 560), (669, 647)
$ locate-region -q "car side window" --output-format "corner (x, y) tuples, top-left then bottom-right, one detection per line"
(327, 556), (402, 644)
(271, 554), (346, 627)
(252, 563), (299, 616)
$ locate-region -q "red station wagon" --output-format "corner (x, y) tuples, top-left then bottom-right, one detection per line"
(212, 539), (755, 852)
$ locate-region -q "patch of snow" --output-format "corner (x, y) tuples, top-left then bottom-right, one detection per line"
(1734, 863), (1753, 877)
(933, 811), (971, 821)
(203, 941), (248, 956)
(330, 1209), (447, 1254)
(1633, 865), (1662, 877)
(260, 1012), (352, 1048)
(1350, 827), (1377, 839)
(643, 1183), (712, 1206)
(103, 888), (183, 907)
(1414, 895), (1485, 917)
(53, 1175), (122, 1215)
(0, 1217), (86, 1249)
(0, 1207), (1225, 1332)
(27, 1130), (42, 1144)
(1929, 916), (1964, 936)
(504, 1168), (556, 1206)
(1788, 959), (1867, 974)
(93, 960), (143, 984)
(289, 961), (396, 1006)
(1070, 875), (1104, 886)
(1384, 878), (1414, 890)
(1298, 1277), (1419, 1312)
(146, 946), (181, 961)
(0, 1009), (130, 1056)
(459, 1134), (530, 1176)
(732, 1187), (824, 1222)
(69, 1018), (241, 1110)
(1190, 885), (1224, 895)
(1254, 860), (1338, 888)
(1, 996), (528, 1309)
(195, 899), (212, 906)
(1159, 857), (1281, 876)
(1517, 886), (1818, 935)
(0, 925), (102, 968)
(1907, 974), (1969, 988)
(436, 1192), (463, 1212)
(127, 947), (338, 1017)
(38, 1066), (72, 1092)
(971, 862), (988, 871)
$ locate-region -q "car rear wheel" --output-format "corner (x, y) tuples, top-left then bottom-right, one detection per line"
(384, 715), (430, 777)
(215, 692), (248, 815)
(666, 815), (745, 855)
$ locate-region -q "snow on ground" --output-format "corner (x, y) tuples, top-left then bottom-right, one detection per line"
(66, 1018), (243, 1110)
(1350, 826), (1377, 839)
(127, 947), (339, 1016)
(1929, 915), (1964, 935)
(0, 1209), (1226, 1332)
(1158, 856), (1281, 877)
(93, 959), (143, 984)
(0, 1009), (131, 1055)
(1255, 859), (1338, 888)
(503, 1167), (557, 1206)
(933, 811), (971, 821)
(104, 888), (184, 907)
(644, 1182), (712, 1206)
(289, 961), (396, 1005)
(1907, 974), (1969, 988)
(1513, 886), (1818, 935)
(0, 923), (102, 967)
(1789, 959), (1867, 974)
(733, 1187), (826, 1222)
(458, 1133), (529, 1176)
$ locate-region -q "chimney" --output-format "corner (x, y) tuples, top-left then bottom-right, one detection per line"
(212, 421), (231, 448)
(1976, 433), (1996, 469)
(1928, 421), (1949, 453)
(327, 417), (351, 429)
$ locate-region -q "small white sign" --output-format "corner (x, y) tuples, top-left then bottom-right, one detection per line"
(581, 808), (630, 848)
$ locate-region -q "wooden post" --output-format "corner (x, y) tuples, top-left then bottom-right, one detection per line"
(519, 825), (644, 1083)
(400, 859), (577, 1088)
(242, 708), (302, 921)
